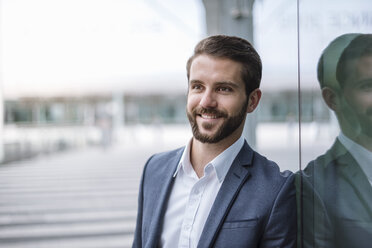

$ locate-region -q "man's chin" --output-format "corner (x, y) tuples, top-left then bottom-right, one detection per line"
(197, 117), (223, 130)
(194, 135), (220, 144)
(193, 129), (222, 144)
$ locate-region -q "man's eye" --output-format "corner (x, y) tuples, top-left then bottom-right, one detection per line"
(191, 84), (203, 90)
(217, 87), (232, 92)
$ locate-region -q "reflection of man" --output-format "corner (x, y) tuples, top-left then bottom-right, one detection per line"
(300, 34), (372, 248)
(133, 35), (296, 248)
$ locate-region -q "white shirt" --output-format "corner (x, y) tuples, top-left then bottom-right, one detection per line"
(338, 133), (372, 185)
(160, 136), (245, 248)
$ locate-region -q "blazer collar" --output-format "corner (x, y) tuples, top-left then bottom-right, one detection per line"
(328, 140), (368, 176)
(324, 139), (350, 166)
(197, 141), (254, 248)
(328, 140), (372, 215)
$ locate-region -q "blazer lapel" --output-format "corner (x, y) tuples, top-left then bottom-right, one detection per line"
(197, 142), (254, 248)
(145, 148), (184, 248)
(332, 143), (372, 217)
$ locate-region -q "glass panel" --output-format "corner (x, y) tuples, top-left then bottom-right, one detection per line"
(253, 0), (300, 172)
(298, 1), (372, 247)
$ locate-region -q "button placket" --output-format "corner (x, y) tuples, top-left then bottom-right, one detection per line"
(178, 177), (207, 248)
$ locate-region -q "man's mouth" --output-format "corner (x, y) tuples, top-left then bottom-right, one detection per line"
(200, 114), (219, 119)
(194, 108), (227, 120)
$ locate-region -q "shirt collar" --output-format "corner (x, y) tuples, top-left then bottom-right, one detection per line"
(173, 136), (245, 183)
(211, 136), (245, 182)
(338, 132), (372, 183)
(173, 139), (192, 177)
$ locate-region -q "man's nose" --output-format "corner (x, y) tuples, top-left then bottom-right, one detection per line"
(199, 90), (217, 109)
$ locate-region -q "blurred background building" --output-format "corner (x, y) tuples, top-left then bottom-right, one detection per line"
(1, 0), (202, 163)
(2, 0), (371, 169)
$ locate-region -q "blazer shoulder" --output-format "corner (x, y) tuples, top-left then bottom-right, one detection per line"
(147, 147), (184, 164)
(302, 139), (349, 178)
(144, 147), (184, 175)
(237, 141), (292, 182)
(252, 150), (293, 182)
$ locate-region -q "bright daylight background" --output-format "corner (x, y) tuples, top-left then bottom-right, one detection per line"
(0, 0), (371, 247)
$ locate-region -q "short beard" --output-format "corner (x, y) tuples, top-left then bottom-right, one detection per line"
(187, 101), (248, 143)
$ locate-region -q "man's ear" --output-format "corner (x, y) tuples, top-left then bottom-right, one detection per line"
(246, 89), (262, 113)
(322, 87), (339, 111)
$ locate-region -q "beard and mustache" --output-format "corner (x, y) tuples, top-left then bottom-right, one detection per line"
(187, 101), (248, 143)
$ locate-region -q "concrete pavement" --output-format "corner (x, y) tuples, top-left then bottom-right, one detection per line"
(0, 123), (334, 247)
(0, 145), (158, 248)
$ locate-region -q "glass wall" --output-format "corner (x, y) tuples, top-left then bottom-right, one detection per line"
(297, 1), (372, 247)
(254, 1), (372, 246)
(254, 0), (300, 172)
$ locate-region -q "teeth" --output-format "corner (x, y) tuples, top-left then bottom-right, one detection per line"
(201, 114), (217, 119)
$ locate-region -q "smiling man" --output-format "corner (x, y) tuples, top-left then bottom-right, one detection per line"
(133, 35), (296, 248)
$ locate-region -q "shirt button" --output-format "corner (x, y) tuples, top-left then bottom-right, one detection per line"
(184, 225), (191, 230)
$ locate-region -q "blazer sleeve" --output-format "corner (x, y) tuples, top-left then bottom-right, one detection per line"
(260, 172), (297, 248)
(132, 155), (154, 248)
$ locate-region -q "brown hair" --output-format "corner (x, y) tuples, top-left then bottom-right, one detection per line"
(186, 35), (262, 96)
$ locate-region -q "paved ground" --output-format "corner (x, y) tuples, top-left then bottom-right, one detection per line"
(0, 145), (159, 248)
(0, 125), (333, 248)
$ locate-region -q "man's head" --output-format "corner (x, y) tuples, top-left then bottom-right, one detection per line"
(186, 35), (262, 98)
(318, 33), (372, 142)
(317, 33), (360, 91)
(186, 35), (262, 144)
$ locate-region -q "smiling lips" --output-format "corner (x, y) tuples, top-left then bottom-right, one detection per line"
(197, 111), (226, 126)
(200, 114), (219, 119)
(195, 107), (227, 120)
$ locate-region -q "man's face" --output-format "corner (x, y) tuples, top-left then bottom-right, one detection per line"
(341, 55), (372, 138)
(186, 54), (248, 143)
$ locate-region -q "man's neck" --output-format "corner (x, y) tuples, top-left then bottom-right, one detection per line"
(190, 133), (241, 178)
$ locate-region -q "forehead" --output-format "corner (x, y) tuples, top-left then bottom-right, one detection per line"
(355, 55), (372, 78)
(189, 54), (243, 83)
(343, 55), (372, 85)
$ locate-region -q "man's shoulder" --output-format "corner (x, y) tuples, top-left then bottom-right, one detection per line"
(147, 146), (184, 164)
(143, 146), (184, 173)
(255, 151), (292, 175)
(247, 146), (293, 186)
(140, 147), (185, 189)
(303, 139), (350, 176)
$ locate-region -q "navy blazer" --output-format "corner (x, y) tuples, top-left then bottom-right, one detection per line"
(133, 141), (296, 248)
(299, 140), (372, 248)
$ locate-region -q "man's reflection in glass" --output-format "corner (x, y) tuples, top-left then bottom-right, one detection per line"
(299, 33), (372, 248)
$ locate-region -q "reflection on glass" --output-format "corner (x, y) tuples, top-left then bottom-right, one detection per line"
(299, 34), (372, 248)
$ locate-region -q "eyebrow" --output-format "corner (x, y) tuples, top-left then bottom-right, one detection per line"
(189, 79), (203, 85)
(189, 80), (241, 89)
(214, 81), (241, 89)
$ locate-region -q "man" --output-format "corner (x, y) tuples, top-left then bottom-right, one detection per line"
(300, 33), (372, 248)
(133, 35), (296, 248)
